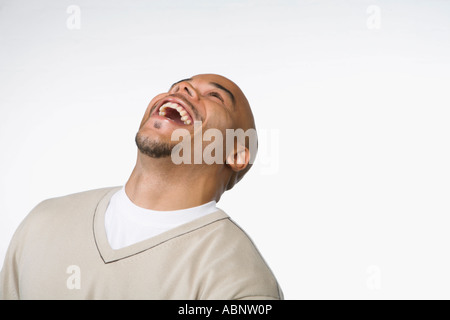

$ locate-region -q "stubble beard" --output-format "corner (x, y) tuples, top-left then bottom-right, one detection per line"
(135, 131), (174, 159)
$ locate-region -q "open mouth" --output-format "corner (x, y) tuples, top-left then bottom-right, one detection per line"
(157, 102), (193, 126)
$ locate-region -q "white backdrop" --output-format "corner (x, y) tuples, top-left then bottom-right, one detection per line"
(1, 0), (450, 299)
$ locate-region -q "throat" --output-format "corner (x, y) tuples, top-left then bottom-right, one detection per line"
(126, 166), (216, 211)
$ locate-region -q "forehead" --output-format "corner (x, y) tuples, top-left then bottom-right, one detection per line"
(191, 74), (235, 87)
(171, 74), (238, 94)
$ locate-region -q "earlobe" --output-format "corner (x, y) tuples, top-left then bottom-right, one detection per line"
(226, 147), (250, 172)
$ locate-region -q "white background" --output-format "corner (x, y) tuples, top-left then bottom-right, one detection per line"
(1, 0), (450, 299)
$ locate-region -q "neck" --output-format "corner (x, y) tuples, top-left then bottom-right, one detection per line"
(125, 151), (225, 211)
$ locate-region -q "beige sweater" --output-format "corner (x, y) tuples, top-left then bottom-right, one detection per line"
(0, 187), (283, 300)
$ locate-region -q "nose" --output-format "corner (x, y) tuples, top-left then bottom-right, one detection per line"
(171, 80), (198, 100)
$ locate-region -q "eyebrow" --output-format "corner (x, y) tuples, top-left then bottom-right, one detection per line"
(209, 82), (236, 107)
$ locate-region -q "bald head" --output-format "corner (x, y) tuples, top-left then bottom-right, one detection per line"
(136, 73), (257, 192)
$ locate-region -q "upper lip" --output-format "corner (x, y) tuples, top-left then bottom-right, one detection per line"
(154, 94), (197, 122)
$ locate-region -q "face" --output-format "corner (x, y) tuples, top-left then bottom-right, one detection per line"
(135, 74), (252, 159)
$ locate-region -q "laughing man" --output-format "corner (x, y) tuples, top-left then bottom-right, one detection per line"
(0, 74), (283, 300)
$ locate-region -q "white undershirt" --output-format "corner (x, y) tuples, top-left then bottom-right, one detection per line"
(105, 186), (218, 250)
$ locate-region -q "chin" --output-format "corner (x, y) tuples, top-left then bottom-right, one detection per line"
(135, 131), (175, 159)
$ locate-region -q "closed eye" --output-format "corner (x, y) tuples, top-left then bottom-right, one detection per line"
(208, 91), (224, 103)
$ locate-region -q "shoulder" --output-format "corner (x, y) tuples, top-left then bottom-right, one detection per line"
(193, 213), (283, 300)
(14, 186), (120, 240)
(33, 186), (120, 212)
(7, 186), (120, 255)
(27, 186), (120, 220)
(210, 217), (271, 260)
(0, 187), (121, 298)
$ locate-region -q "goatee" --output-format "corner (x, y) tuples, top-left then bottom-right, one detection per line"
(135, 132), (173, 158)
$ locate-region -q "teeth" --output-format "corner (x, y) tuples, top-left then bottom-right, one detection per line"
(158, 101), (192, 125)
(159, 102), (177, 112)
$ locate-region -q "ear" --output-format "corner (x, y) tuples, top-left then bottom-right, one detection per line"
(226, 146), (250, 172)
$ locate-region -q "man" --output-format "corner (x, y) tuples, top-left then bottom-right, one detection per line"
(0, 74), (283, 300)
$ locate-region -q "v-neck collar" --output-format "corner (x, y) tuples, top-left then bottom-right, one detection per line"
(93, 187), (229, 264)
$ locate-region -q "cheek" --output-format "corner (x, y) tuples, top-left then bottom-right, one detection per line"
(139, 94), (166, 128)
(205, 110), (234, 132)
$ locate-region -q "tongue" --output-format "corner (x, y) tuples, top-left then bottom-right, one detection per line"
(164, 108), (184, 125)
